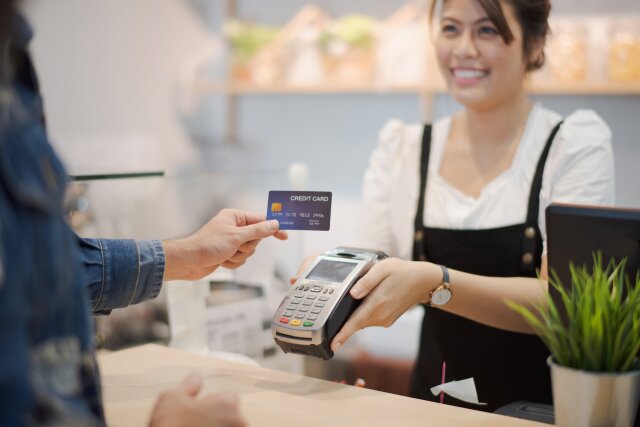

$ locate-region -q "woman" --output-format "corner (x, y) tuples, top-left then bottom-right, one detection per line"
(328, 0), (614, 412)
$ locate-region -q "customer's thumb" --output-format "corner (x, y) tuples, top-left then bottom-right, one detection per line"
(242, 219), (279, 241)
(179, 373), (203, 397)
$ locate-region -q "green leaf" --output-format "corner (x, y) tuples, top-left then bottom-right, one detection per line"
(509, 253), (640, 373)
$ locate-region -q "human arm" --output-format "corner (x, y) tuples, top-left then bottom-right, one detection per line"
(331, 257), (549, 352)
(332, 110), (615, 350)
(162, 209), (287, 281)
(82, 209), (287, 313)
(149, 374), (246, 427)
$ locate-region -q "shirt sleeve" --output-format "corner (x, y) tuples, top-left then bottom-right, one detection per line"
(539, 110), (616, 255)
(78, 237), (165, 314)
(352, 119), (406, 255)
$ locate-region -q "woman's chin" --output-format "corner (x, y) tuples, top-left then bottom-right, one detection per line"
(449, 89), (493, 110)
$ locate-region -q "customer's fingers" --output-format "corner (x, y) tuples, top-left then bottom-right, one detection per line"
(227, 250), (255, 264)
(238, 240), (260, 254)
(240, 220), (280, 242)
(201, 394), (247, 427)
(179, 373), (203, 397)
(222, 259), (246, 269)
(235, 211), (266, 226)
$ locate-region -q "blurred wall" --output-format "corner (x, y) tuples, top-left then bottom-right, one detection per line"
(25, 0), (640, 247)
(25, 0), (223, 239)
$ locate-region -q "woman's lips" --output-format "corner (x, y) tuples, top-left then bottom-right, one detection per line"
(450, 68), (489, 86)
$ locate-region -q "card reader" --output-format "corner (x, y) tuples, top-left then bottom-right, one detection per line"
(272, 247), (388, 360)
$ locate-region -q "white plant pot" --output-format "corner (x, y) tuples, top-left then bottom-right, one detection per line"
(548, 357), (640, 427)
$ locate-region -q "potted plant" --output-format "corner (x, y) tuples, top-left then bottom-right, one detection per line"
(508, 255), (640, 427)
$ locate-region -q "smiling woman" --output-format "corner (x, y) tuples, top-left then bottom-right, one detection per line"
(296, 0), (617, 414)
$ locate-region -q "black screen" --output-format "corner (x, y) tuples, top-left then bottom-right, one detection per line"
(306, 260), (357, 283)
(546, 204), (640, 314)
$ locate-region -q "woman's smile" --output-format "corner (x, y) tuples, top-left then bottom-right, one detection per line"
(450, 67), (490, 86)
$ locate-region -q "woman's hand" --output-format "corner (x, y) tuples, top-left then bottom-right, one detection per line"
(149, 374), (246, 427)
(289, 252), (321, 285)
(331, 258), (442, 352)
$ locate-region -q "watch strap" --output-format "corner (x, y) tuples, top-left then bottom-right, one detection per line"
(440, 264), (450, 285)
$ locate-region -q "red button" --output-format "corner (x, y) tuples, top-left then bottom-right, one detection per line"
(279, 317), (289, 324)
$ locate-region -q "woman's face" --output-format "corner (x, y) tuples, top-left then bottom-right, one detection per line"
(434, 0), (528, 111)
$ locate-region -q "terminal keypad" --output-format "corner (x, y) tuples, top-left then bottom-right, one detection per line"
(280, 283), (337, 326)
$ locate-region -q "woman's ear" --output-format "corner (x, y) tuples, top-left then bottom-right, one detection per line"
(527, 36), (546, 71)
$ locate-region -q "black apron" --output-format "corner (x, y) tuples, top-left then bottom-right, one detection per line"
(410, 121), (563, 412)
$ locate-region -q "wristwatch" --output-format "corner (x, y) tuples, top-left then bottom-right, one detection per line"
(429, 265), (452, 306)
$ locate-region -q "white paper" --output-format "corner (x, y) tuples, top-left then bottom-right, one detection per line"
(430, 378), (487, 406)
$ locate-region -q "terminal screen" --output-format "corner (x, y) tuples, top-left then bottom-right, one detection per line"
(306, 260), (356, 283)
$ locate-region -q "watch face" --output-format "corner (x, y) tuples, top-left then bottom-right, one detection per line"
(431, 288), (452, 306)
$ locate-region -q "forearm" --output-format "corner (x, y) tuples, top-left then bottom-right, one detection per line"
(441, 269), (548, 334)
(162, 238), (201, 282)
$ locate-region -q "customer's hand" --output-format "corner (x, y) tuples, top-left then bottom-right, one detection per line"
(330, 258), (442, 352)
(163, 209), (288, 281)
(149, 373), (246, 427)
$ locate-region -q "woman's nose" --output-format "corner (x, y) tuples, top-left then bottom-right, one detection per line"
(453, 31), (479, 59)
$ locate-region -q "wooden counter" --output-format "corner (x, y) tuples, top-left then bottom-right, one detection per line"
(98, 344), (546, 427)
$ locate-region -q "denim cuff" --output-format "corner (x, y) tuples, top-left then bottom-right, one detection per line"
(137, 240), (165, 301)
(81, 238), (165, 312)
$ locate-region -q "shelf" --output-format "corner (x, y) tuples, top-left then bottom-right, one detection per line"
(196, 81), (438, 95)
(198, 80), (640, 96)
(525, 81), (640, 96)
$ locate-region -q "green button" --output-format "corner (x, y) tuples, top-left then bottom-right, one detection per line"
(303, 321), (314, 327)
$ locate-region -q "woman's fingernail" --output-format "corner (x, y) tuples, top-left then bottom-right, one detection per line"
(333, 342), (342, 352)
(350, 287), (362, 298)
(268, 219), (279, 231)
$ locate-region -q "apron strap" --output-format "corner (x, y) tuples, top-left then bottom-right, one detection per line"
(412, 124), (432, 262)
(520, 120), (564, 272)
(412, 120), (564, 269)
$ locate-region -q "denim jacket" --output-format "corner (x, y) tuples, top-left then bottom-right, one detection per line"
(0, 15), (165, 426)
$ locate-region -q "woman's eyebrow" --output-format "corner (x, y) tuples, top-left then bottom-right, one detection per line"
(441, 16), (493, 25)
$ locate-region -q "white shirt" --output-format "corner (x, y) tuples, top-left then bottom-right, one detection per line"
(355, 104), (615, 261)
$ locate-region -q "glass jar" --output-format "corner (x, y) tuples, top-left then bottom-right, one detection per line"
(547, 20), (588, 82)
(608, 18), (640, 83)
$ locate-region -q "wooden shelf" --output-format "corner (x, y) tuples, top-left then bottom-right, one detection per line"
(525, 81), (640, 96)
(196, 81), (438, 95)
(199, 80), (640, 96)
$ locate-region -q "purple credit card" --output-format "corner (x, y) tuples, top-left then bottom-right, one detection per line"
(266, 191), (332, 231)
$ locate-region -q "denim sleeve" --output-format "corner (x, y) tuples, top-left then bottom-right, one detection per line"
(78, 238), (165, 314)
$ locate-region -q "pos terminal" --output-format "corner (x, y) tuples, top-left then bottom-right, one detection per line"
(272, 247), (388, 360)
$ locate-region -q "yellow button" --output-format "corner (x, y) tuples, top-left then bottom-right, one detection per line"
(290, 320), (302, 326)
(524, 227), (536, 239)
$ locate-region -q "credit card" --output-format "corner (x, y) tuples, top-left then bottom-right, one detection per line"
(266, 191), (332, 231)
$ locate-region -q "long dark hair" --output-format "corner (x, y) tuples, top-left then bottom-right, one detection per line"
(431, 0), (552, 71)
(0, 0), (18, 85)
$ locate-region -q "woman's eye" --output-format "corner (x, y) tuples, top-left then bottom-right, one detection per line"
(478, 26), (499, 36)
(442, 24), (458, 34)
